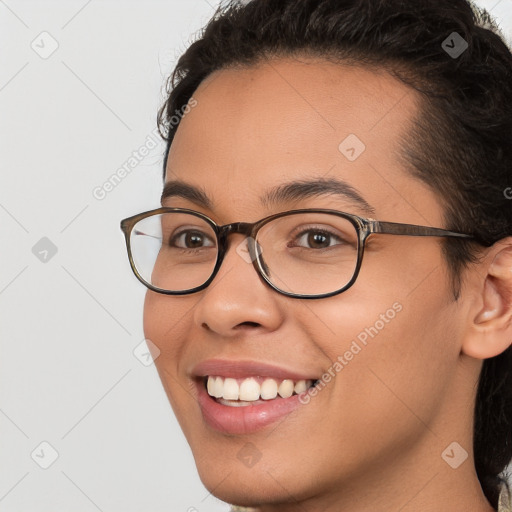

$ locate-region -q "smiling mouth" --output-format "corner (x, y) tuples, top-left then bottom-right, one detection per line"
(203, 375), (319, 406)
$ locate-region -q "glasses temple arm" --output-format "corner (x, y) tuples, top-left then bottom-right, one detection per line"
(369, 220), (473, 239)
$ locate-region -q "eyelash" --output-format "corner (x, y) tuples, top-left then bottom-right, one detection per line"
(289, 227), (347, 249)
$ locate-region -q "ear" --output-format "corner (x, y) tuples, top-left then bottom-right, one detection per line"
(462, 238), (512, 360)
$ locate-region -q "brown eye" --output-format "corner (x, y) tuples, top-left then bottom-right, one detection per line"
(292, 228), (345, 249)
(170, 230), (215, 249)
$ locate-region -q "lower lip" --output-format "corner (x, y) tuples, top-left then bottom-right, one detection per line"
(195, 379), (306, 435)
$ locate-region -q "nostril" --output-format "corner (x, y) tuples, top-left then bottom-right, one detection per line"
(236, 321), (260, 328)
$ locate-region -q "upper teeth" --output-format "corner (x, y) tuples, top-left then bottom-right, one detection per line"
(206, 376), (314, 401)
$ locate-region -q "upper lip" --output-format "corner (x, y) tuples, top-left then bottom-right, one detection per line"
(191, 359), (319, 381)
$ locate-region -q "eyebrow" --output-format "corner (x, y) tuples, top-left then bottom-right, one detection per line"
(160, 177), (376, 216)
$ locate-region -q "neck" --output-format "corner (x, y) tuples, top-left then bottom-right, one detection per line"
(254, 468), (494, 512)
(253, 432), (495, 512)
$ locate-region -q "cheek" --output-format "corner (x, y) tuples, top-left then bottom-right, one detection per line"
(299, 263), (459, 463)
(143, 291), (205, 443)
(143, 291), (195, 360)
(142, 293), (193, 407)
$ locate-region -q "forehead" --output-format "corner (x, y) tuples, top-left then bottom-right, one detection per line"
(165, 57), (442, 225)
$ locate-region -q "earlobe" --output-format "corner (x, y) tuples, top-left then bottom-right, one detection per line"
(462, 240), (512, 360)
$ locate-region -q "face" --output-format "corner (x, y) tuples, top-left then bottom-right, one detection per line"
(144, 57), (472, 508)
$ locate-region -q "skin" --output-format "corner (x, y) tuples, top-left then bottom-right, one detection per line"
(143, 56), (512, 512)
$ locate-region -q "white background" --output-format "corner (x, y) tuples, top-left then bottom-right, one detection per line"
(1, 1), (511, 511)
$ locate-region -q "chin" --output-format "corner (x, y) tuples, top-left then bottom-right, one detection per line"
(190, 436), (329, 509)
(196, 463), (301, 510)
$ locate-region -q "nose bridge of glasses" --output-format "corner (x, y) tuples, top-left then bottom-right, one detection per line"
(217, 221), (259, 264)
(219, 221), (254, 240)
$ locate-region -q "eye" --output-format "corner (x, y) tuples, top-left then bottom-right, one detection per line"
(292, 228), (345, 249)
(170, 229), (216, 249)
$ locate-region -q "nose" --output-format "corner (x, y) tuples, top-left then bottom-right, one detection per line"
(192, 234), (284, 337)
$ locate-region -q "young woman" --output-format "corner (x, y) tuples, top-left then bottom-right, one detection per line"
(121, 0), (512, 510)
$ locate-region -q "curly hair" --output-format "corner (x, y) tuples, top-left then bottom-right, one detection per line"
(157, 0), (512, 508)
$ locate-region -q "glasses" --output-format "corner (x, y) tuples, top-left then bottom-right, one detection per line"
(120, 207), (474, 299)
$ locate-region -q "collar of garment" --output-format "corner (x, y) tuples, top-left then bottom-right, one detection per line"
(498, 480), (512, 512)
